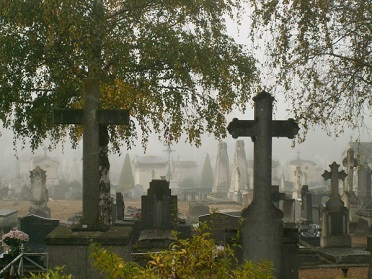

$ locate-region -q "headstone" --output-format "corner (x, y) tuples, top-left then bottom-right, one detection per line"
(356, 163), (372, 204)
(20, 214), (59, 252)
(115, 192), (125, 221)
(279, 198), (296, 224)
(300, 185), (313, 225)
(341, 148), (359, 224)
(0, 209), (18, 233)
(228, 140), (249, 201)
(227, 91), (299, 278)
(212, 141), (230, 195)
(29, 166), (50, 218)
(320, 162), (351, 248)
(342, 148), (358, 192)
(199, 212), (241, 245)
(138, 179), (177, 249)
(54, 78), (129, 230)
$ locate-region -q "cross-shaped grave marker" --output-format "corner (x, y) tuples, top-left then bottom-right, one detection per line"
(54, 79), (129, 230)
(320, 162), (351, 248)
(227, 91), (299, 278)
(321, 161), (347, 207)
(322, 161), (347, 197)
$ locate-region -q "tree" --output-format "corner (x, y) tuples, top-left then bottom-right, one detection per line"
(118, 153), (134, 192)
(247, 0), (371, 140)
(200, 153), (214, 188)
(0, 0), (258, 151)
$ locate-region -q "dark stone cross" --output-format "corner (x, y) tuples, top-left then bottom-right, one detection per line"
(227, 91), (299, 278)
(54, 79), (129, 230)
(321, 161), (347, 209)
(322, 162), (347, 198)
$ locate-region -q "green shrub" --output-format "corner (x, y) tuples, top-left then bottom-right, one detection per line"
(89, 220), (275, 279)
(29, 266), (72, 279)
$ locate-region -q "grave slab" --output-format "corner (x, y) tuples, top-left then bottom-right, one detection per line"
(20, 214), (59, 253)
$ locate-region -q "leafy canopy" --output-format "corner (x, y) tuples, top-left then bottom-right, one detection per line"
(0, 0), (258, 151)
(247, 0), (371, 139)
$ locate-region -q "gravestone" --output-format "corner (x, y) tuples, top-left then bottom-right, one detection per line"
(227, 91), (299, 278)
(300, 185), (313, 225)
(343, 148), (358, 193)
(341, 148), (359, 224)
(138, 179), (177, 249)
(228, 140), (249, 202)
(199, 212), (241, 245)
(54, 78), (129, 230)
(29, 166), (50, 218)
(212, 141), (230, 195)
(0, 209), (18, 233)
(320, 162), (351, 248)
(115, 192), (125, 221)
(20, 214), (59, 252)
(357, 163), (372, 205)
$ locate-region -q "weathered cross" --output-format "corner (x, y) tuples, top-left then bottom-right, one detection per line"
(226, 90), (299, 278)
(342, 148), (358, 192)
(54, 79), (129, 230)
(322, 162), (347, 198)
(227, 91), (299, 204)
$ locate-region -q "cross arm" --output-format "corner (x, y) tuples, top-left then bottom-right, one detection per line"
(227, 118), (300, 139)
(54, 109), (83, 124)
(54, 109), (130, 125)
(321, 170), (331, 181)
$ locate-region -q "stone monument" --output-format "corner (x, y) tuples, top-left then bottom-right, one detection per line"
(227, 91), (299, 278)
(137, 178), (177, 249)
(54, 78), (129, 229)
(29, 166), (50, 218)
(228, 140), (249, 202)
(46, 79), (132, 279)
(212, 141), (230, 195)
(341, 148), (359, 224)
(320, 162), (351, 248)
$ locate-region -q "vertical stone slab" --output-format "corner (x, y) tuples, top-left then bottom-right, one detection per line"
(212, 142), (230, 195)
(300, 185), (313, 225)
(141, 179), (177, 230)
(29, 166), (50, 218)
(228, 140), (249, 201)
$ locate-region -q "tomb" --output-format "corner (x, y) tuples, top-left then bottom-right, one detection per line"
(320, 162), (351, 248)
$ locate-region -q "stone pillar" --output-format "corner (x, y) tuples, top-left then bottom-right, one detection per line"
(212, 142), (230, 195)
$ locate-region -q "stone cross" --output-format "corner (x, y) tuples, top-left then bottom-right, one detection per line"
(54, 79), (129, 230)
(226, 91), (299, 278)
(342, 148), (358, 192)
(322, 161), (347, 198)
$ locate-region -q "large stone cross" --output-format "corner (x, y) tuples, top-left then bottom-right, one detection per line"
(226, 91), (299, 278)
(54, 79), (129, 230)
(227, 91), (299, 205)
(322, 162), (347, 198)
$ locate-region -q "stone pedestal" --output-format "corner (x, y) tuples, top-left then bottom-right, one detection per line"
(321, 197), (351, 248)
(45, 226), (132, 279)
(241, 203), (283, 278)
